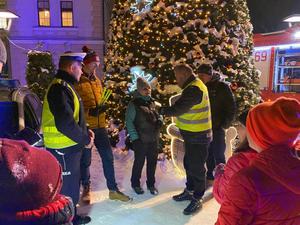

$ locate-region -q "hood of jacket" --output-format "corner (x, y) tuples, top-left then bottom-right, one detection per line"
(252, 146), (300, 194)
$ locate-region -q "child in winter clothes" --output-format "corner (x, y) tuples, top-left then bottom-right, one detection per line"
(213, 111), (257, 204)
(0, 138), (74, 225)
(216, 97), (300, 225)
(125, 77), (162, 195)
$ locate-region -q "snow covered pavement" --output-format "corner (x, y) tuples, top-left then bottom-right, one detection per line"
(78, 148), (220, 225)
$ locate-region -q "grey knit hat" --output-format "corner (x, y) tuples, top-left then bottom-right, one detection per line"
(0, 39), (7, 64)
(137, 77), (150, 91)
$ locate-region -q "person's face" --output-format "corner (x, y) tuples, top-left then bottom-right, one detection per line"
(138, 86), (151, 96)
(174, 71), (186, 88)
(84, 61), (100, 74)
(70, 61), (83, 82)
(198, 73), (211, 84)
(236, 123), (247, 144)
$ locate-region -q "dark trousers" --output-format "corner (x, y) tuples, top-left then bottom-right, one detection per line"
(47, 146), (82, 206)
(93, 128), (118, 191)
(80, 148), (91, 186)
(206, 128), (226, 180)
(131, 140), (159, 188)
(180, 129), (211, 199)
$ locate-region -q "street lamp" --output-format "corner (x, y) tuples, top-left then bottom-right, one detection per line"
(0, 9), (19, 31)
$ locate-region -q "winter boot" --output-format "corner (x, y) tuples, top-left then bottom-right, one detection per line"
(81, 184), (91, 204)
(172, 189), (193, 202)
(148, 187), (159, 195)
(73, 214), (91, 225)
(109, 190), (132, 202)
(183, 197), (203, 215)
(132, 186), (145, 195)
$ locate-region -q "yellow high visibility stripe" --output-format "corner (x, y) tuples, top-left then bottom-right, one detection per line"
(177, 117), (210, 124)
(185, 106), (209, 114)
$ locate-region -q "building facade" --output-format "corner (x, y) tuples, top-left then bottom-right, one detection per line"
(5, 0), (105, 84)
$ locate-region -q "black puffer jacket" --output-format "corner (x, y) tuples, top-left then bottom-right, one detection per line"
(206, 75), (236, 130)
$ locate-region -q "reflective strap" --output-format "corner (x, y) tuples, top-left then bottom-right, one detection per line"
(43, 126), (58, 132)
(186, 106), (209, 114)
(45, 136), (72, 144)
(177, 117), (210, 124)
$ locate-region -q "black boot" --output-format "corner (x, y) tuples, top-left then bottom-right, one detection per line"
(148, 186), (159, 195)
(73, 214), (91, 225)
(132, 186), (144, 194)
(172, 189), (193, 202)
(183, 198), (203, 215)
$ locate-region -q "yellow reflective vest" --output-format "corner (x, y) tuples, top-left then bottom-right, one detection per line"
(42, 78), (80, 149)
(176, 79), (212, 132)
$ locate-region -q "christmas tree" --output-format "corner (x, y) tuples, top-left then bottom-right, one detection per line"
(26, 51), (56, 101)
(105, 0), (261, 151)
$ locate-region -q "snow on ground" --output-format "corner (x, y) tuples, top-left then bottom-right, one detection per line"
(78, 148), (220, 225)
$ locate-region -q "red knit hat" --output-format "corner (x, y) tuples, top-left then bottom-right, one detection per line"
(0, 139), (62, 212)
(82, 45), (100, 64)
(246, 97), (300, 150)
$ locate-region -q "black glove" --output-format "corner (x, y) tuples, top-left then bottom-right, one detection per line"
(98, 104), (108, 113)
(156, 118), (163, 128)
(88, 104), (107, 117)
(158, 107), (164, 115)
(132, 139), (141, 151)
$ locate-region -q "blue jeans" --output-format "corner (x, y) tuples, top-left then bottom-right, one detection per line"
(206, 128), (226, 180)
(93, 128), (118, 191)
(180, 129), (212, 199)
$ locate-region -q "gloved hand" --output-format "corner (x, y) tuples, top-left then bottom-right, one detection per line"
(88, 104), (107, 117)
(131, 139), (141, 151)
(213, 163), (225, 178)
(156, 117), (163, 128)
(158, 107), (165, 115)
(97, 104), (108, 113)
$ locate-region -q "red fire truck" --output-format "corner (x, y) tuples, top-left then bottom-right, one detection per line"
(253, 26), (300, 101)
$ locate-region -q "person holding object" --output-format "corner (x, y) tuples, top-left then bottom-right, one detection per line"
(0, 138), (74, 225)
(216, 97), (300, 225)
(42, 52), (94, 225)
(75, 46), (131, 202)
(125, 77), (163, 195)
(159, 64), (212, 215)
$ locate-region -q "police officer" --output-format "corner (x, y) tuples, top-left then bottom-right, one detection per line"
(159, 64), (212, 215)
(42, 52), (94, 225)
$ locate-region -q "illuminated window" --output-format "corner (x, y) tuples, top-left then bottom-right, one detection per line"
(38, 0), (50, 26)
(61, 1), (73, 27)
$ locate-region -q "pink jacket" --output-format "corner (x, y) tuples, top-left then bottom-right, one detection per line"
(213, 149), (257, 204)
(216, 146), (300, 225)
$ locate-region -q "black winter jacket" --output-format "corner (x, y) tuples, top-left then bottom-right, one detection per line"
(206, 76), (236, 130)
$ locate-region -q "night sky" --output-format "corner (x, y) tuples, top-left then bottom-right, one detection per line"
(247, 0), (300, 34)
